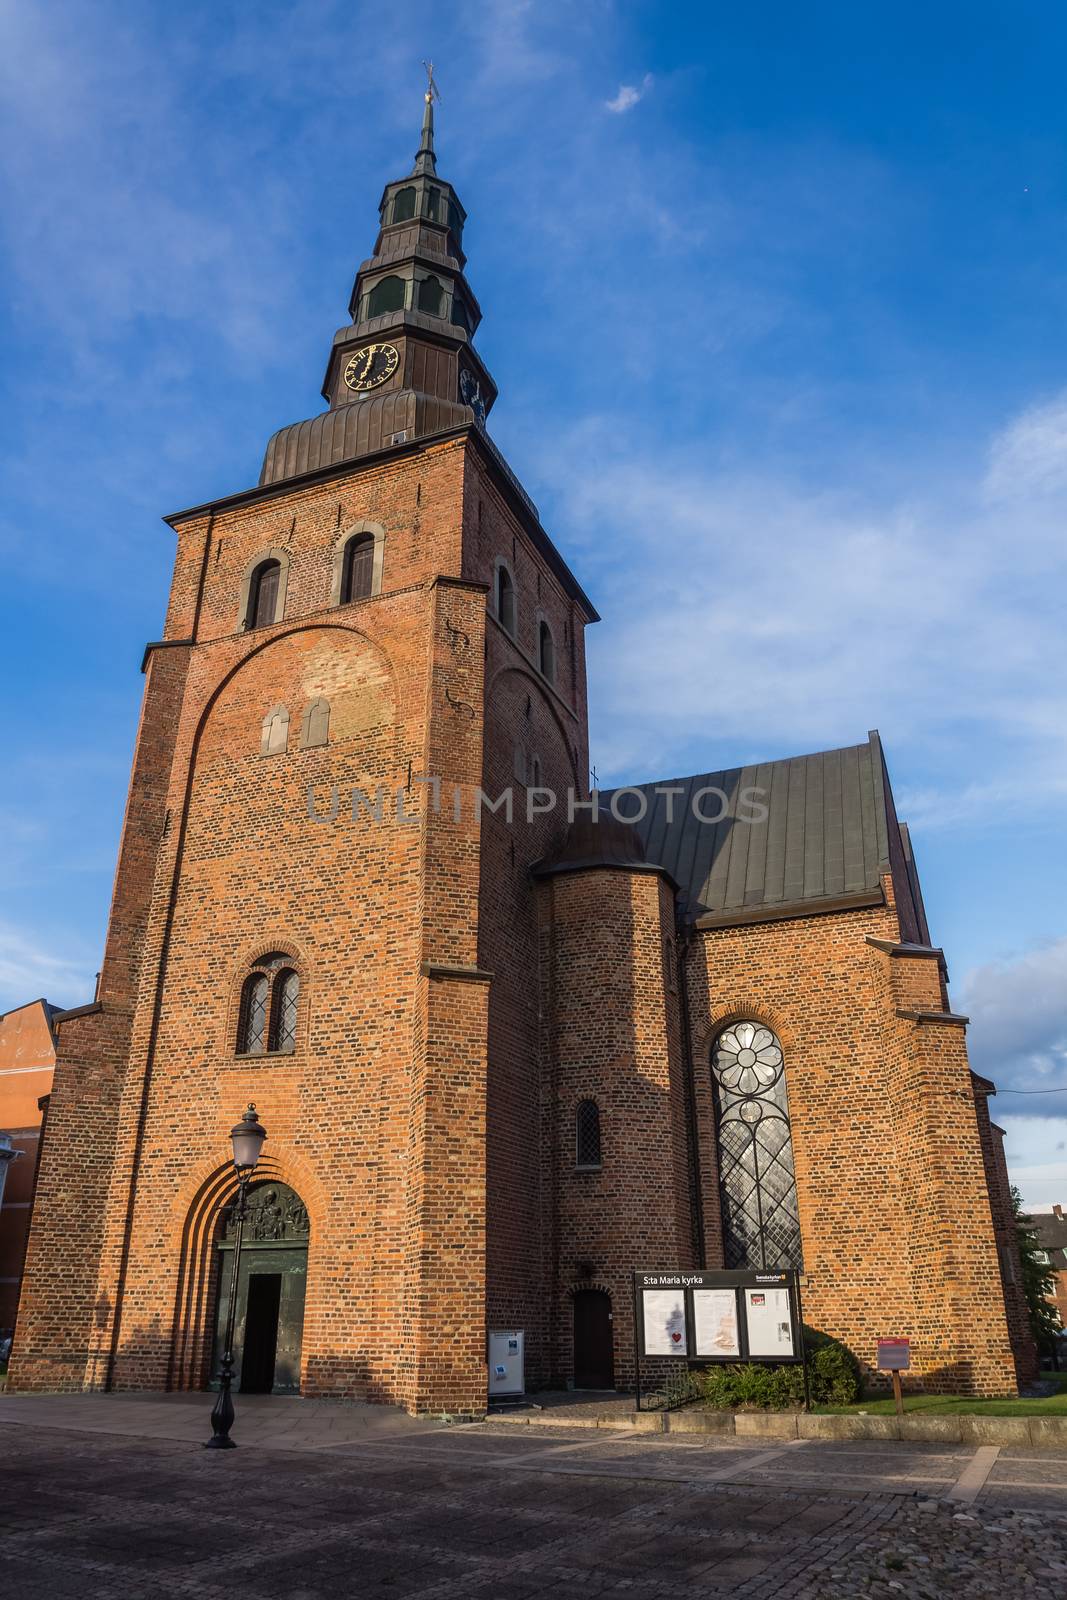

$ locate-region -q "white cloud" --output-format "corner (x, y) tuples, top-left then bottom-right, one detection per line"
(605, 73), (653, 114)
(0, 920), (95, 1014)
(526, 410), (1067, 798)
(985, 389), (1067, 501)
(958, 938), (1067, 1098)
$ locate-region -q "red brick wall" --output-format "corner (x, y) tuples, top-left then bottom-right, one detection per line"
(973, 1101), (1039, 1383)
(686, 888), (1019, 1395)
(0, 1000), (56, 1335)
(537, 867), (690, 1390)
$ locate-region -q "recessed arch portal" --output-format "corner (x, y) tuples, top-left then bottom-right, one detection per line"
(210, 1179), (310, 1395)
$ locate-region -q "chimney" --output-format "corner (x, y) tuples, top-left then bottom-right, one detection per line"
(1054, 1204), (1063, 1221)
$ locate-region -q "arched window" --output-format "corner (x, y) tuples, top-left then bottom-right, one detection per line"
(538, 620), (555, 683)
(237, 973), (269, 1056)
(576, 1100), (602, 1169)
(236, 953), (301, 1057)
(451, 296), (470, 334)
(417, 275), (444, 316)
(269, 969), (299, 1054)
(368, 275), (406, 318)
(299, 697), (330, 749)
(261, 705), (290, 756)
(425, 187), (441, 220)
(711, 1022), (802, 1270)
(248, 559), (281, 629)
(340, 533), (375, 603)
(391, 187), (416, 223)
(496, 564), (516, 637)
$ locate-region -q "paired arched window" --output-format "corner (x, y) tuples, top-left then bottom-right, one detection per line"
(538, 620), (555, 683)
(248, 559), (281, 629)
(236, 954), (300, 1057)
(417, 275), (444, 316)
(576, 1100), (602, 1169)
(367, 275), (406, 318)
(711, 1022), (802, 1270)
(340, 533), (375, 603)
(496, 564), (516, 637)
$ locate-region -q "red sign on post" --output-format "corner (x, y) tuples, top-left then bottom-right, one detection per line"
(877, 1338), (910, 1371)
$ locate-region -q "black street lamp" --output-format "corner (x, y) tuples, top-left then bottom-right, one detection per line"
(205, 1103), (267, 1450)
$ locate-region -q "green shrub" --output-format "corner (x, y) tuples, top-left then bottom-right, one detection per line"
(696, 1325), (859, 1411)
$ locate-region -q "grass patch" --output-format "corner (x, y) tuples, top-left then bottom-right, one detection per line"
(816, 1370), (1067, 1416)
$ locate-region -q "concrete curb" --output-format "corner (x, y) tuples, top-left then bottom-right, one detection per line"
(491, 1408), (1067, 1447)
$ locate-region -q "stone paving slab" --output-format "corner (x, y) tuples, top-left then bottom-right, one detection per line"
(0, 1390), (444, 1449)
(3, 1420), (1067, 1597)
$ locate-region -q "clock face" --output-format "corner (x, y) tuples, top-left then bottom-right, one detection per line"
(343, 343), (400, 393)
(459, 367), (486, 425)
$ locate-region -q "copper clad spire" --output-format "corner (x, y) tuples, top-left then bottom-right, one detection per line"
(414, 63), (438, 176)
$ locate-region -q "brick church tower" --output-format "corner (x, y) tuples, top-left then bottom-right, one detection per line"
(11, 93), (595, 1414)
(12, 94), (1033, 1408)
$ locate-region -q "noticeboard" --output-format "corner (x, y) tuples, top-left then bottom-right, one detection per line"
(877, 1338), (910, 1371)
(634, 1269), (802, 1365)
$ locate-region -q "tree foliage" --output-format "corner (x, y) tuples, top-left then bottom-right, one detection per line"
(1012, 1185), (1062, 1354)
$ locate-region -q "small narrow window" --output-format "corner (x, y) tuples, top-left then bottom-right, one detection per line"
(341, 534), (375, 603)
(531, 755), (543, 788)
(237, 974), (269, 1056)
(300, 698), (330, 749)
(248, 559), (281, 629)
(496, 565), (516, 637)
(576, 1101), (602, 1170)
(368, 275), (406, 318)
(269, 970), (299, 1054)
(417, 275), (444, 316)
(391, 187), (416, 223)
(539, 620), (555, 683)
(261, 705), (290, 756)
(665, 938), (677, 993)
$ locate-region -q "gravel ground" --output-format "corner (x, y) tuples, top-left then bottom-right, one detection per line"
(803, 1498), (1067, 1597)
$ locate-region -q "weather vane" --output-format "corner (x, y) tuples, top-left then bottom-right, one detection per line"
(422, 59), (441, 104)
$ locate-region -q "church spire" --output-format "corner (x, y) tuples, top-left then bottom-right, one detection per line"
(413, 63), (439, 177)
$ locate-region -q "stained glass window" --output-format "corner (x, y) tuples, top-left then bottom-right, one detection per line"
(270, 970), (299, 1055)
(711, 1022), (802, 1270)
(576, 1100), (602, 1169)
(237, 974), (269, 1056)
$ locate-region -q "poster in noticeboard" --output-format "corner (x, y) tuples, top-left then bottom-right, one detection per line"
(691, 1289), (741, 1359)
(743, 1287), (795, 1358)
(641, 1288), (688, 1356)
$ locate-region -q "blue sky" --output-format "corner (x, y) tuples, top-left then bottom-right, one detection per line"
(2, 0), (1067, 1202)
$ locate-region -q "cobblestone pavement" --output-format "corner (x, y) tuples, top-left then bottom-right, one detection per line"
(2, 1415), (1066, 1597)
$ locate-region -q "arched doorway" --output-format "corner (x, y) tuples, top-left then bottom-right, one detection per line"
(573, 1289), (614, 1389)
(211, 1181), (309, 1395)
